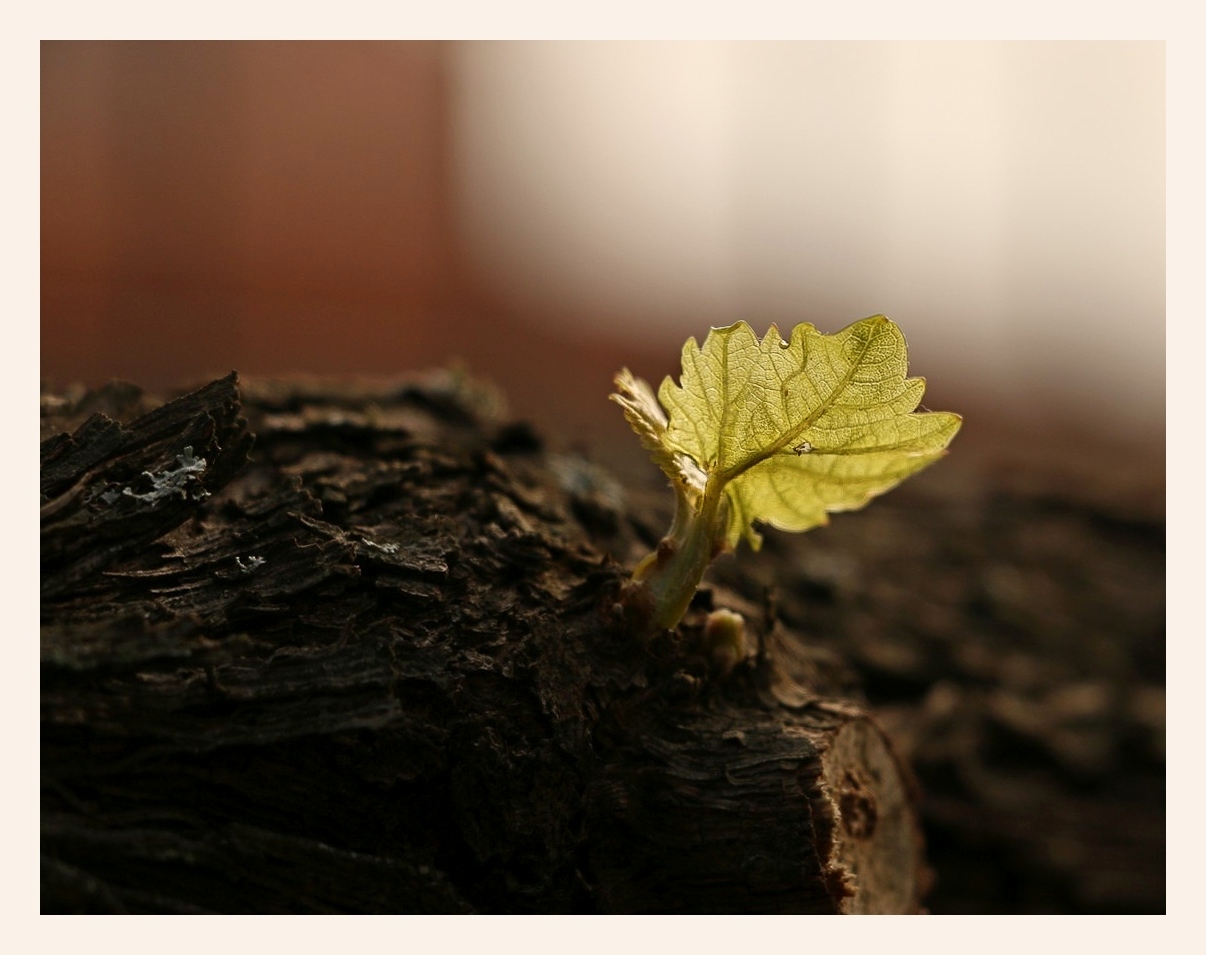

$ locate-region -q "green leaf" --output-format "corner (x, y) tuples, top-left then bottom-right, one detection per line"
(611, 314), (960, 633)
(629, 315), (962, 550)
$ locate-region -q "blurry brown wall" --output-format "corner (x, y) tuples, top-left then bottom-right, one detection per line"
(42, 41), (460, 390)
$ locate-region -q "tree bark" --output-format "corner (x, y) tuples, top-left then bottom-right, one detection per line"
(41, 372), (926, 914)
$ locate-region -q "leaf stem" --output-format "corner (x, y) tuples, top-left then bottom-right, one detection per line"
(629, 479), (728, 633)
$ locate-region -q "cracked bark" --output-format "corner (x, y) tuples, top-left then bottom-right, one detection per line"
(41, 372), (926, 914)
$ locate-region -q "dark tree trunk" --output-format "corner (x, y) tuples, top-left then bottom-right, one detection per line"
(41, 373), (927, 914)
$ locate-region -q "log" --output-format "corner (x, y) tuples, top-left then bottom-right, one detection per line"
(40, 372), (926, 914)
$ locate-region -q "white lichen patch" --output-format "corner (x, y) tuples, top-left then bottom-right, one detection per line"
(118, 446), (210, 506)
(235, 555), (266, 574)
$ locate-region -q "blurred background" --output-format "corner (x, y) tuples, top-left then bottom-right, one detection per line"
(39, 41), (1167, 913)
(41, 40), (1164, 473)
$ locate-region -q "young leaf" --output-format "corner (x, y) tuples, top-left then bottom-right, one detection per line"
(611, 368), (706, 503)
(612, 315), (961, 633)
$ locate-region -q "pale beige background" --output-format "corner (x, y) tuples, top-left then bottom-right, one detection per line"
(451, 42), (1164, 445)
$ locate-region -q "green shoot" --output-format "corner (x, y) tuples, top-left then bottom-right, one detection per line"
(612, 315), (961, 633)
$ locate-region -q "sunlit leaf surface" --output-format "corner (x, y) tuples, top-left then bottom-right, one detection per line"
(620, 316), (962, 550)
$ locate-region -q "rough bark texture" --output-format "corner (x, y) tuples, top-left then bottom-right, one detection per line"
(702, 429), (1166, 914)
(41, 371), (1165, 914)
(41, 373), (929, 914)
